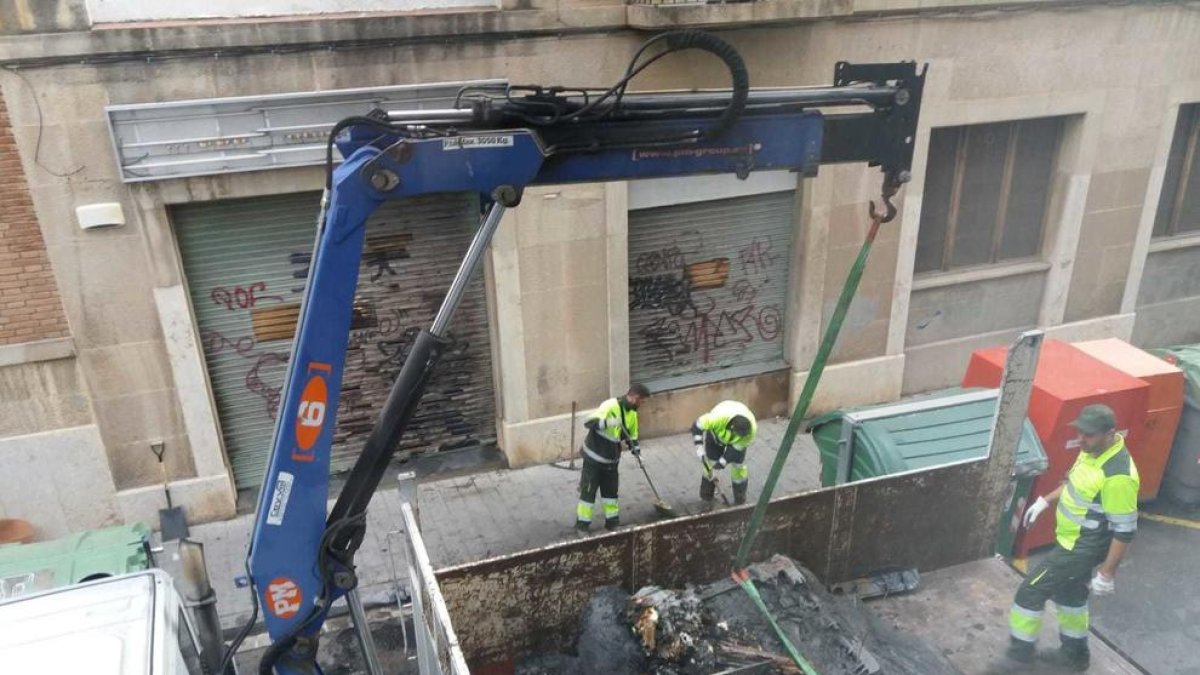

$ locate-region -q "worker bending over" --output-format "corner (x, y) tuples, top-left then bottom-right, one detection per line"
(1008, 404), (1139, 671)
(693, 400), (757, 505)
(576, 383), (651, 532)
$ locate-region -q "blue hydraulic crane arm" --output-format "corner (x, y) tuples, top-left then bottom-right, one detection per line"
(243, 30), (924, 675)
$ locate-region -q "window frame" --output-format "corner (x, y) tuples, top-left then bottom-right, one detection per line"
(916, 118), (1064, 275)
(1153, 103), (1200, 239)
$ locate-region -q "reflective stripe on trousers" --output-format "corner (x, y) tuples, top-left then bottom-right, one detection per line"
(576, 500), (593, 523)
(1057, 603), (1089, 639)
(1009, 604), (1044, 642)
(603, 497), (619, 520)
(730, 463), (748, 484)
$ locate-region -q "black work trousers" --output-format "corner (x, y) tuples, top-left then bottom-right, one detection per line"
(577, 457), (620, 527)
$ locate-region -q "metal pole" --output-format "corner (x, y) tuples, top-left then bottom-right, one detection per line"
(386, 109), (476, 123)
(408, 552), (435, 675)
(431, 203), (507, 336)
(402, 503), (469, 675)
(383, 86), (899, 128)
(347, 587), (384, 675)
(167, 540), (230, 675)
(568, 401), (577, 469)
(397, 471), (420, 526)
(835, 415), (856, 485)
(589, 84), (899, 112)
(979, 330), (1043, 557)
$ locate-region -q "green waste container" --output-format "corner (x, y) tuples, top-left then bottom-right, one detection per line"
(1151, 344), (1200, 506)
(809, 388), (1047, 557)
(0, 523), (152, 600)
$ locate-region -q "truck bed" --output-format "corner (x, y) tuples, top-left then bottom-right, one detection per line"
(868, 557), (1141, 675)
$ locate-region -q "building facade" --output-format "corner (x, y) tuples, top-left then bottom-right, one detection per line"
(1, 0), (1198, 536)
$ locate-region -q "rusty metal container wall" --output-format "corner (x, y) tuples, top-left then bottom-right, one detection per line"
(436, 458), (995, 669)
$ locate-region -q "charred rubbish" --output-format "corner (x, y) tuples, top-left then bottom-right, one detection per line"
(518, 555), (960, 675)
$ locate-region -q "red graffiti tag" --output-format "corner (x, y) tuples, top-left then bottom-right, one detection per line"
(211, 281), (284, 310)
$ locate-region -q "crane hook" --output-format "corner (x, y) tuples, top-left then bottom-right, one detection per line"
(868, 178), (901, 224)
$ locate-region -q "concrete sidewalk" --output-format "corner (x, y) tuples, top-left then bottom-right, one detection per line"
(193, 416), (823, 629)
(1087, 511), (1200, 675)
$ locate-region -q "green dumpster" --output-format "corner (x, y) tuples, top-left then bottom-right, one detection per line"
(0, 523), (152, 600)
(1151, 344), (1200, 505)
(809, 388), (1047, 557)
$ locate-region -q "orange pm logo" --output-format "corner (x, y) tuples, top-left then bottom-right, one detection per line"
(266, 577), (302, 619)
(292, 361), (332, 462)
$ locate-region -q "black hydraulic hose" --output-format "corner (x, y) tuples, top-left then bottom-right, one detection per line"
(493, 30), (751, 154)
(553, 30), (748, 152)
(216, 565), (259, 675)
(656, 30), (749, 143)
(322, 114), (407, 191)
(257, 515), (365, 674)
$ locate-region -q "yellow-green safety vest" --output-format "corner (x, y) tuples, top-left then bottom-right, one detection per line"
(697, 400), (757, 449)
(583, 397), (639, 463)
(1056, 434), (1139, 551)
(589, 397), (638, 441)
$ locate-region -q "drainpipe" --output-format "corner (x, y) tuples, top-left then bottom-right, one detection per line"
(164, 539), (230, 675)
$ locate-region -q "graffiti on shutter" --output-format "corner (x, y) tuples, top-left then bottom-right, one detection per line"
(628, 191), (794, 389)
(174, 192), (496, 489)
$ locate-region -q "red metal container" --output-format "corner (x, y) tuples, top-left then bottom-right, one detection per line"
(962, 339), (1149, 556)
(1074, 338), (1184, 500)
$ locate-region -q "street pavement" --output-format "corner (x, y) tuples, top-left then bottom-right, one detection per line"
(193, 416), (823, 630)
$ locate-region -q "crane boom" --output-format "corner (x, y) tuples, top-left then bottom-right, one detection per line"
(245, 30), (926, 674)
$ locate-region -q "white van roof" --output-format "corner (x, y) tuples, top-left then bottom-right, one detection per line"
(0, 569), (173, 675)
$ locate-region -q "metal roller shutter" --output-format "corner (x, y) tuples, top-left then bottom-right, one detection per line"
(173, 192), (496, 489)
(628, 191), (795, 390)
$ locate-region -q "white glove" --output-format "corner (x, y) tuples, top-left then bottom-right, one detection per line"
(1090, 571), (1115, 596)
(1022, 496), (1049, 529)
(695, 445), (705, 459)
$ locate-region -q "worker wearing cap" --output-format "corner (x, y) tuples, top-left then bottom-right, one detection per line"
(1007, 404), (1139, 671)
(693, 400), (757, 505)
(576, 383), (651, 532)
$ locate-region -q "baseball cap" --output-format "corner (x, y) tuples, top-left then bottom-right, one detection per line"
(1069, 404), (1116, 435)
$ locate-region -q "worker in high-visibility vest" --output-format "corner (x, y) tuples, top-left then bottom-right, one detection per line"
(692, 400), (756, 505)
(1007, 404), (1139, 671)
(575, 383), (651, 532)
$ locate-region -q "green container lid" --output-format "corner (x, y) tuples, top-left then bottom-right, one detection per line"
(0, 523), (152, 600)
(810, 388), (1047, 486)
(1150, 344), (1200, 406)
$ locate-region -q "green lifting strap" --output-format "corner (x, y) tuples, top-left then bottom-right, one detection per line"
(727, 185), (892, 674)
(734, 205), (889, 570)
(728, 207), (887, 675)
(736, 574), (820, 675)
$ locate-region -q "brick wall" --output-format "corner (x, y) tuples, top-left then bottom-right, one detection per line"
(0, 96), (69, 345)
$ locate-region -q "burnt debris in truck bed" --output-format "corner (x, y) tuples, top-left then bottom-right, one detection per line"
(517, 555), (960, 675)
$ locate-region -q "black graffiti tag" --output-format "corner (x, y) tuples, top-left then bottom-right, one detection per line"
(629, 273), (695, 316)
(638, 303), (782, 365)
